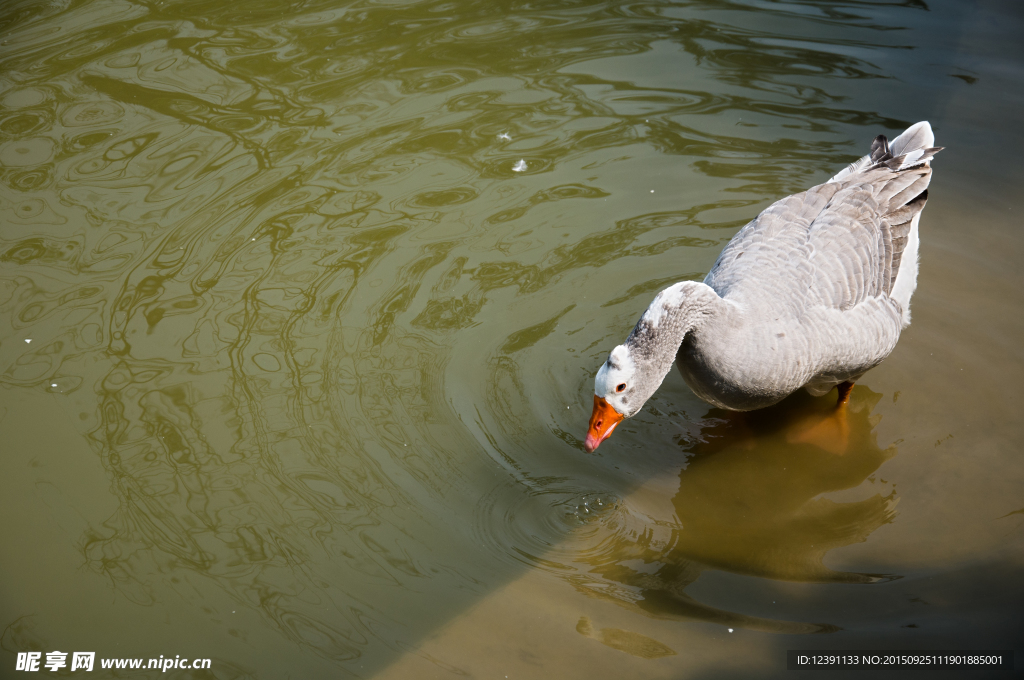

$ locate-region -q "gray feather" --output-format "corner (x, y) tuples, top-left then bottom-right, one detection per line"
(617, 122), (942, 412)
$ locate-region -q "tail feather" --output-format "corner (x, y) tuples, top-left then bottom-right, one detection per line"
(869, 135), (891, 164)
(829, 121), (942, 182)
(889, 121), (934, 157)
(884, 146), (943, 171)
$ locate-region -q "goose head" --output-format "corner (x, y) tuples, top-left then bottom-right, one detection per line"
(585, 344), (661, 452)
(584, 281), (724, 452)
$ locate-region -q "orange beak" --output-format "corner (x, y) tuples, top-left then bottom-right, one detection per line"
(584, 395), (625, 452)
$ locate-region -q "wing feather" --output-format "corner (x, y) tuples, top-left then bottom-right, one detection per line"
(707, 147), (935, 311)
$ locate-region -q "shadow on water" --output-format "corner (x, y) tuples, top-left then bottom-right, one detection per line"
(530, 388), (898, 635)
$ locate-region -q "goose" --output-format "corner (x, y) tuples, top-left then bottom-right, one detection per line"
(585, 121), (941, 453)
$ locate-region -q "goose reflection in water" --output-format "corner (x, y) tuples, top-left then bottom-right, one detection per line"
(566, 387), (898, 634)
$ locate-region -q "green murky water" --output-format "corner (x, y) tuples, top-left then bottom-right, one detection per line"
(1, 0), (1022, 677)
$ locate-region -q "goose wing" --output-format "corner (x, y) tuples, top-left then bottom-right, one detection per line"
(705, 123), (940, 319)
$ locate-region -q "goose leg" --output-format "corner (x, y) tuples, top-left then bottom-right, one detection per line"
(836, 381), (855, 406)
(786, 382), (854, 454)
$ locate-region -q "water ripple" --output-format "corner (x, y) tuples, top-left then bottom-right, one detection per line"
(0, 0), (940, 669)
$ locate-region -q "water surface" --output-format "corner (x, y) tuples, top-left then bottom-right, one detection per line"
(1, 0), (1022, 677)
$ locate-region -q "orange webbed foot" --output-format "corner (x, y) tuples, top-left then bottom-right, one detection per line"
(786, 383), (854, 454)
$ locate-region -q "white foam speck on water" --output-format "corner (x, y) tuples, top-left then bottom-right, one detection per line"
(498, 132), (511, 141)
(512, 159), (527, 172)
(24, 339), (31, 343)
(728, 628), (734, 633)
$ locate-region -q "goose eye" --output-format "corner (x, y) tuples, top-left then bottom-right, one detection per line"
(616, 383), (627, 393)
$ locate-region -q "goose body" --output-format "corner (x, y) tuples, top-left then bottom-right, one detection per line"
(586, 122), (941, 451)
